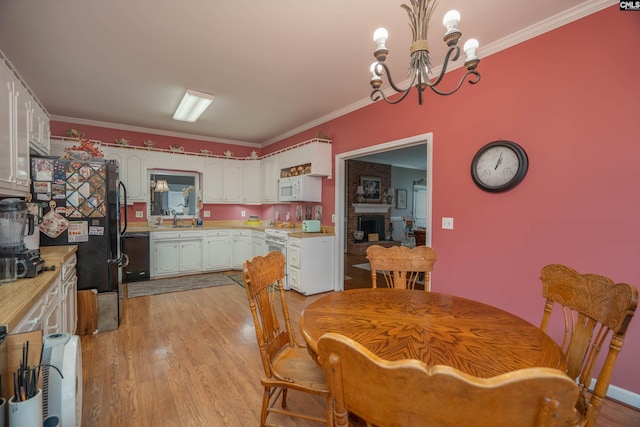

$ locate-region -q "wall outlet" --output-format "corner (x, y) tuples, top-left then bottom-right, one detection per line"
(135, 211), (143, 218)
(241, 210), (246, 217)
(331, 213), (335, 223)
(203, 211), (211, 218)
(442, 217), (454, 230)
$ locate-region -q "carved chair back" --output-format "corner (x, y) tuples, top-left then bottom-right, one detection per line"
(539, 264), (638, 427)
(366, 245), (437, 291)
(318, 332), (581, 427)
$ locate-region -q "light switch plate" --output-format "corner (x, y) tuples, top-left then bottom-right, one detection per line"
(442, 217), (454, 229)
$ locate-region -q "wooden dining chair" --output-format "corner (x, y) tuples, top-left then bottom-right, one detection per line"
(243, 251), (333, 427)
(539, 264), (639, 427)
(318, 332), (581, 427)
(366, 244), (437, 291)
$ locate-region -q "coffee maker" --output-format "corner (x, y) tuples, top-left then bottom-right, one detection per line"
(0, 198), (45, 278)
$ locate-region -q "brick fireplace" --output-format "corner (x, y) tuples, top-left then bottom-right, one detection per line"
(347, 160), (399, 256)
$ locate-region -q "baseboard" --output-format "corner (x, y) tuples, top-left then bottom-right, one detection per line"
(606, 383), (640, 409)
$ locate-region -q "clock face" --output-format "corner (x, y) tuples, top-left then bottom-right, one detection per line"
(471, 140), (528, 192)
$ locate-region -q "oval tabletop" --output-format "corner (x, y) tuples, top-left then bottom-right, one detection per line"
(300, 288), (565, 378)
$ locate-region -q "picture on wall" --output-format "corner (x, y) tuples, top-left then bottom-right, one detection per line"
(396, 189), (407, 209)
(360, 176), (381, 202)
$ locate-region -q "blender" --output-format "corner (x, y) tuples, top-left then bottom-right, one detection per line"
(0, 198), (44, 278)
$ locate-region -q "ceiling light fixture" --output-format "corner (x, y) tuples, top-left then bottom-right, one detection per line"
(370, 0), (480, 105)
(173, 89), (216, 122)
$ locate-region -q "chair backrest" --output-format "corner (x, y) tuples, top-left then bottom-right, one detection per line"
(243, 251), (294, 378)
(366, 245), (437, 291)
(539, 264), (638, 427)
(318, 333), (581, 427)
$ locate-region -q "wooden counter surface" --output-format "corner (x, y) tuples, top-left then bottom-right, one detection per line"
(126, 221), (335, 237)
(0, 245), (77, 332)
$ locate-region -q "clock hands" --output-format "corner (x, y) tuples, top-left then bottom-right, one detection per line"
(495, 152), (503, 170)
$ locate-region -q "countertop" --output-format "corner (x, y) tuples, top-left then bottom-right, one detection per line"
(126, 220), (335, 237)
(0, 245), (78, 332)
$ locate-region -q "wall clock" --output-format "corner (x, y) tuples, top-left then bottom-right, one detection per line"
(470, 140), (528, 192)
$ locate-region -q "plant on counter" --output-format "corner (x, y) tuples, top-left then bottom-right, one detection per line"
(182, 186), (195, 207)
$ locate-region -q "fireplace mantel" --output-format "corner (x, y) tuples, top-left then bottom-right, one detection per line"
(352, 203), (393, 214)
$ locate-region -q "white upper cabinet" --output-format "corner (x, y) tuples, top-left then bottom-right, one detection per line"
(102, 147), (147, 203)
(276, 140), (332, 178)
(260, 156), (279, 203)
(30, 100), (50, 155)
(202, 158), (243, 203)
(203, 158), (224, 202)
(0, 60), (30, 196)
(241, 160), (260, 203)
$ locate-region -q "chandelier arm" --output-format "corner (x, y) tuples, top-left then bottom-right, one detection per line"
(428, 70), (481, 96)
(371, 87), (415, 105)
(375, 62), (418, 94)
(422, 45), (460, 88)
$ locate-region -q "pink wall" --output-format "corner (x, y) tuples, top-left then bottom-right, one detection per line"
(273, 6), (640, 394)
(51, 7), (640, 393)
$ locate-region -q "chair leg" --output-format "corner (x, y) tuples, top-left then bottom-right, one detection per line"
(326, 395), (334, 427)
(260, 386), (271, 427)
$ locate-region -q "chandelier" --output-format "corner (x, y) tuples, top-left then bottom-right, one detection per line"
(370, 0), (481, 105)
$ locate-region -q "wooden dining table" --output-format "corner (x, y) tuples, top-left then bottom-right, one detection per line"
(300, 288), (565, 378)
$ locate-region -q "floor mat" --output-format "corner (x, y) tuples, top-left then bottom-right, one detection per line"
(228, 273), (245, 288)
(127, 273), (235, 298)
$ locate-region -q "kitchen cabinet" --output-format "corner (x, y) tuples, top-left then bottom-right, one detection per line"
(102, 146), (147, 202)
(231, 230), (251, 268)
(277, 140), (332, 178)
(203, 158), (243, 203)
(260, 156), (279, 203)
(179, 239), (203, 272)
(224, 160), (242, 202)
(151, 230), (204, 277)
(12, 274), (62, 334)
(203, 158), (244, 203)
(29, 100), (50, 156)
(251, 230), (267, 258)
(242, 160), (260, 203)
(203, 159), (224, 202)
(287, 235), (335, 295)
(204, 230), (231, 271)
(60, 253), (78, 335)
(0, 59), (30, 197)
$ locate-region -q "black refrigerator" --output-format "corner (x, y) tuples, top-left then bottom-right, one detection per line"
(31, 156), (128, 294)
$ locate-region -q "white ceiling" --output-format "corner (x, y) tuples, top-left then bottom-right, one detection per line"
(0, 1), (612, 146)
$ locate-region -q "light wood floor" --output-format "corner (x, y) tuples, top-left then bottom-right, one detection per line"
(80, 255), (640, 426)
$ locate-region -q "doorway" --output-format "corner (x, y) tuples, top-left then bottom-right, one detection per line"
(333, 132), (433, 291)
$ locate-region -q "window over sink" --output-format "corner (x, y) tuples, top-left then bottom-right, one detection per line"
(148, 170), (201, 219)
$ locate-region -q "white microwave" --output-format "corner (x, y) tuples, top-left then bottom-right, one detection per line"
(279, 175), (322, 202)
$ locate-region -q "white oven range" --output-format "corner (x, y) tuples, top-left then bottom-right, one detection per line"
(264, 228), (291, 290)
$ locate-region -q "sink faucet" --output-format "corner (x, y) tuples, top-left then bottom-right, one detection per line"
(173, 204), (185, 226)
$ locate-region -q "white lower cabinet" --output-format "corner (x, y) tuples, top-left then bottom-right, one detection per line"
(251, 231), (266, 258)
(287, 235), (335, 295)
(13, 274), (62, 334)
(204, 230), (231, 271)
(60, 253), (78, 335)
(231, 230), (251, 269)
(151, 230), (204, 277)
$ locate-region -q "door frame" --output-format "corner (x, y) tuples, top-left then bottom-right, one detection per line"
(333, 132), (434, 291)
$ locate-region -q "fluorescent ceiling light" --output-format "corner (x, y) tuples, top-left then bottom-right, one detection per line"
(173, 89), (216, 122)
